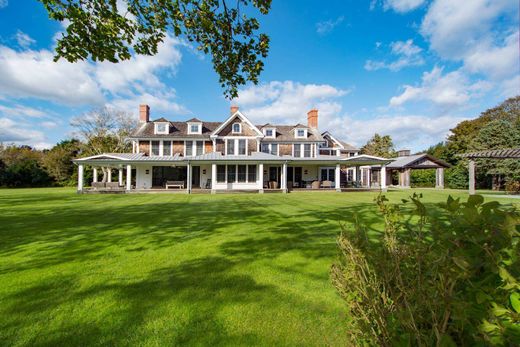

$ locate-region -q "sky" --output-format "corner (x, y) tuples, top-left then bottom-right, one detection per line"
(0, 0), (518, 151)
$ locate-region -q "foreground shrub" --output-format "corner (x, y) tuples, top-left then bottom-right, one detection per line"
(331, 194), (520, 346)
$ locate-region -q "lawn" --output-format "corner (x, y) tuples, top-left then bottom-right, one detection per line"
(1, 188), (518, 346)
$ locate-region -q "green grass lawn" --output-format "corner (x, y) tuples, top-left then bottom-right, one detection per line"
(1, 188), (518, 346)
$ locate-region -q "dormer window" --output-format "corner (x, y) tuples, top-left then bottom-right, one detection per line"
(154, 122), (169, 134)
(263, 128), (276, 138)
(187, 122), (202, 134)
(232, 123), (241, 134)
(295, 128), (307, 138)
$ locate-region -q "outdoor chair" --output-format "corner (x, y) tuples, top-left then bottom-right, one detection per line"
(92, 182), (105, 190)
(165, 180), (185, 189)
(311, 180), (321, 189)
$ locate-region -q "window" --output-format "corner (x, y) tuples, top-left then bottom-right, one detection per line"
(238, 139), (246, 155)
(261, 143), (270, 153)
(196, 141), (204, 156)
(217, 165), (226, 183)
(185, 141), (193, 156)
(248, 165), (257, 182)
(237, 165), (247, 182)
(151, 141), (160, 155)
(155, 123), (168, 134)
(227, 164), (236, 182)
(265, 129), (273, 137)
(190, 124), (200, 133)
(226, 139), (235, 155)
(163, 141), (171, 156)
(304, 144), (311, 157)
(270, 143), (278, 155)
(232, 123), (241, 133)
(293, 144), (301, 157)
(295, 128), (307, 138)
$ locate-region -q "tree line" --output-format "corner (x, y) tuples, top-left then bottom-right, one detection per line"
(359, 96), (520, 191)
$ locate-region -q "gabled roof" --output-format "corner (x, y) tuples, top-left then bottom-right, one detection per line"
(152, 117), (169, 122)
(293, 123), (308, 129)
(387, 153), (451, 169)
(211, 110), (263, 137)
(129, 121), (220, 138)
(321, 131), (359, 151)
(258, 125), (324, 142)
(186, 117), (202, 123)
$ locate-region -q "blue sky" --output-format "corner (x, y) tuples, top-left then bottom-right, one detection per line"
(0, 0), (518, 151)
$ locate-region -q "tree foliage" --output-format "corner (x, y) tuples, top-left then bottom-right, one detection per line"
(0, 145), (53, 187)
(40, 139), (82, 184)
(38, 0), (272, 98)
(360, 134), (396, 158)
(331, 193), (520, 346)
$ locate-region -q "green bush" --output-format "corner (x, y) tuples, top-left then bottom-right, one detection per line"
(410, 169), (436, 187)
(331, 194), (520, 346)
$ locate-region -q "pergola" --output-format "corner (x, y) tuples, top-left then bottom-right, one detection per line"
(459, 148), (520, 195)
(386, 153), (451, 189)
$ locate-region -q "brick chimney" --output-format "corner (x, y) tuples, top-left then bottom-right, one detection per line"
(398, 149), (411, 157)
(230, 105), (239, 114)
(139, 104), (150, 123)
(307, 109), (318, 129)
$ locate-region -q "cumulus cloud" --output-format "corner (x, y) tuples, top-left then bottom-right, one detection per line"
(316, 16), (345, 35)
(0, 103), (47, 118)
(370, 0), (426, 13)
(365, 39), (424, 71)
(0, 117), (50, 148)
(235, 81), (348, 124)
(390, 66), (492, 108)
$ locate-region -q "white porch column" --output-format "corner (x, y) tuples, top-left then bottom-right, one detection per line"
(93, 167), (98, 183)
(187, 163), (192, 193)
(281, 162), (287, 192)
(211, 163), (217, 193)
(77, 164), (84, 193)
(258, 163), (264, 193)
(107, 169), (112, 182)
(118, 168), (123, 185)
(366, 168), (372, 188)
(336, 149), (341, 157)
(335, 164), (341, 192)
(469, 160), (476, 195)
(126, 165), (132, 191)
(353, 166), (358, 185)
(380, 165), (387, 192)
(436, 167), (444, 189)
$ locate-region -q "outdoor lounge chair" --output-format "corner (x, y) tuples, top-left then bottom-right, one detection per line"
(165, 180), (185, 189)
(92, 182), (105, 190)
(321, 180), (333, 188)
(311, 180), (321, 189)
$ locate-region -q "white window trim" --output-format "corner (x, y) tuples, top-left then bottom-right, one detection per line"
(184, 140), (206, 156)
(219, 164), (258, 183)
(154, 122), (169, 135)
(187, 122), (202, 135)
(292, 143), (314, 158)
(232, 122), (242, 134)
(224, 138), (248, 156)
(294, 128), (307, 139)
(263, 128), (276, 138)
(161, 140), (173, 156)
(260, 142), (279, 156)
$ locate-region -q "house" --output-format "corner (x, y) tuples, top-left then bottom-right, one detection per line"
(74, 105), (393, 193)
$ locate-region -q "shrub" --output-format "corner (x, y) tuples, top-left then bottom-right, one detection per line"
(331, 194), (520, 346)
(505, 181), (520, 195)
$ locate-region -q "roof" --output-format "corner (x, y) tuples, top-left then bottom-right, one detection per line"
(152, 117), (169, 122)
(258, 125), (324, 142)
(185, 117), (202, 123)
(73, 153), (184, 163)
(129, 121), (221, 139)
(458, 148), (520, 159)
(338, 140), (359, 151)
(387, 153), (451, 169)
(189, 151), (283, 161)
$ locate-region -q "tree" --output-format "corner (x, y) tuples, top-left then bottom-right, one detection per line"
(38, 0), (271, 99)
(41, 139), (82, 185)
(0, 145), (52, 187)
(360, 134), (396, 158)
(70, 107), (137, 182)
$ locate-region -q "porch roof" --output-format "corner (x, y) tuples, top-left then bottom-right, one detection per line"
(387, 153), (451, 169)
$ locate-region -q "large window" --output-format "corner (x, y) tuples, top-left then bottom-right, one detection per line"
(196, 141), (204, 156)
(227, 164), (236, 182)
(185, 141), (193, 156)
(270, 143), (278, 155)
(217, 165), (226, 183)
(151, 141), (160, 155)
(261, 143), (270, 153)
(238, 139), (246, 155)
(163, 141), (171, 156)
(226, 139), (235, 155)
(260, 143), (278, 155)
(248, 165), (257, 182)
(293, 144), (301, 157)
(237, 165), (247, 182)
(304, 144), (312, 158)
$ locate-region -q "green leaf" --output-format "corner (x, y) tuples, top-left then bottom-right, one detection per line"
(480, 319), (499, 333)
(467, 194), (484, 207)
(438, 334), (457, 347)
(510, 292), (520, 313)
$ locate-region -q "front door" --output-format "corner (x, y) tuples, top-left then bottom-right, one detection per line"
(268, 166), (280, 189)
(191, 166), (201, 188)
(320, 167), (335, 182)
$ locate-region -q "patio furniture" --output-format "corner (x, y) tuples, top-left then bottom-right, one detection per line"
(205, 179), (212, 189)
(311, 180), (321, 189)
(92, 182), (105, 190)
(105, 182), (120, 190)
(165, 180), (185, 189)
(321, 180), (333, 188)
(269, 181), (278, 189)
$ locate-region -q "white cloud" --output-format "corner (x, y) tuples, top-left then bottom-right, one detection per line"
(316, 16), (345, 35)
(15, 30), (35, 48)
(0, 117), (49, 148)
(365, 39), (424, 71)
(0, 0), (7, 9)
(0, 103), (47, 118)
(236, 81), (348, 124)
(375, 0), (426, 13)
(109, 90), (189, 117)
(389, 66), (492, 108)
